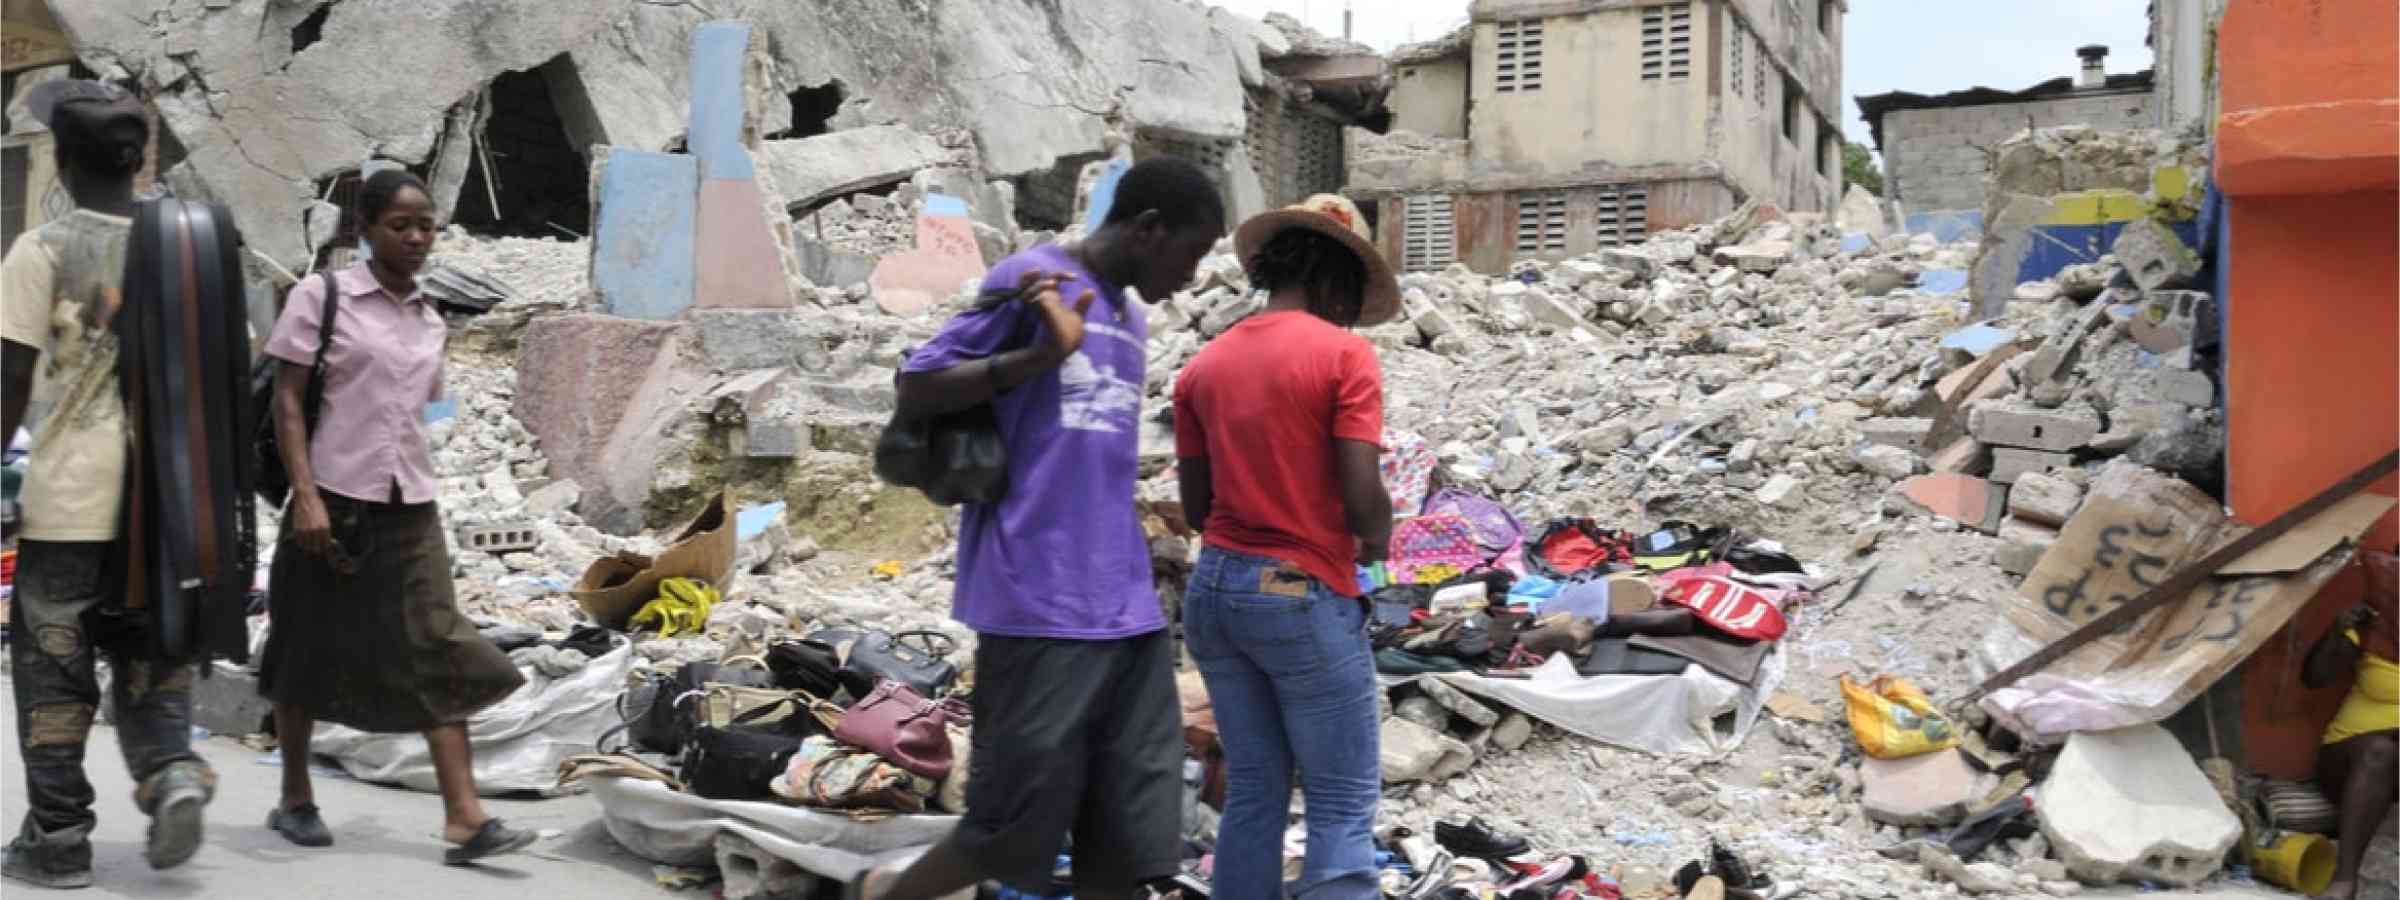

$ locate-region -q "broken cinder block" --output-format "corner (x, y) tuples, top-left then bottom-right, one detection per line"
(1862, 749), (1991, 827)
(461, 523), (539, 554)
(2006, 471), (2085, 526)
(1995, 517), (2060, 577)
(2111, 218), (2202, 292)
(1858, 417), (1934, 453)
(1990, 447), (2072, 485)
(1969, 403), (2101, 453)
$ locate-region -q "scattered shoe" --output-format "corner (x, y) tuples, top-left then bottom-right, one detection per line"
(143, 761), (213, 870)
(267, 804), (334, 848)
(1434, 817), (1531, 859)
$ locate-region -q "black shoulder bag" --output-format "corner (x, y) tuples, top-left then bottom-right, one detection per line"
(250, 270), (339, 505)
(872, 292), (1032, 507)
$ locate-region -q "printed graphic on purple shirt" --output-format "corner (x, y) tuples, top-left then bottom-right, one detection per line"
(900, 243), (1161, 640)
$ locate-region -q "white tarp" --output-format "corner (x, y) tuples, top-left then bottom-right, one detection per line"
(1387, 647), (1783, 757)
(586, 774), (958, 879)
(312, 640), (639, 796)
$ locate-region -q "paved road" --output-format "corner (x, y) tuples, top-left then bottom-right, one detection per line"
(0, 677), (680, 899)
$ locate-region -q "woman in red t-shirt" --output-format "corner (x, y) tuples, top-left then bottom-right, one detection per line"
(1173, 194), (1401, 900)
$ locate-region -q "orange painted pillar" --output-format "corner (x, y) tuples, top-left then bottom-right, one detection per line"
(2215, 0), (2400, 779)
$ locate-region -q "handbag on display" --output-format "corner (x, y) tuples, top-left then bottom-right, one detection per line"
(830, 679), (969, 780)
(811, 627), (962, 699)
(765, 638), (844, 697)
(681, 700), (822, 801)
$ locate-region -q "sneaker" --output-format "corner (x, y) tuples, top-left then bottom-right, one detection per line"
(267, 804), (334, 848)
(141, 762), (213, 870)
(2, 831), (94, 890)
(1433, 817), (1530, 859)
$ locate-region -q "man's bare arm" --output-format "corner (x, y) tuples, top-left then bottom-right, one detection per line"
(2, 340), (37, 443)
(1335, 439), (1392, 563)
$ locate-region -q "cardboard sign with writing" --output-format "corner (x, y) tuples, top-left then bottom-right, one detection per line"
(1991, 460), (2393, 733)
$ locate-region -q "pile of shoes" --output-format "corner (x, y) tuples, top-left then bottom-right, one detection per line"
(1370, 818), (1623, 899)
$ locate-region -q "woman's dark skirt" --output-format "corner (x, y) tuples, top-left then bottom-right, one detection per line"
(258, 494), (523, 733)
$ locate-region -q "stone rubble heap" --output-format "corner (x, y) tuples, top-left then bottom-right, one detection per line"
(406, 190), (2281, 896)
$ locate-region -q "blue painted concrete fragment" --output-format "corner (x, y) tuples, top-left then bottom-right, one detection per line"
(2013, 220), (2203, 287)
(593, 150), (699, 321)
(1916, 269), (1969, 295)
(737, 501), (785, 540)
(687, 22), (756, 181)
(1081, 158), (1130, 231)
(923, 193), (969, 218)
(1904, 209), (1983, 243)
(1940, 322), (2016, 357)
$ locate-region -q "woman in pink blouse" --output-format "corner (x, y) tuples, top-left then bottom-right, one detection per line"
(258, 170), (531, 864)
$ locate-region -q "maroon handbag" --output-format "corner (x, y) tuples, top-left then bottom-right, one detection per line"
(832, 680), (967, 780)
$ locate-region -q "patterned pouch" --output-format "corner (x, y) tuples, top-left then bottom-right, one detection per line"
(1389, 513), (1484, 585)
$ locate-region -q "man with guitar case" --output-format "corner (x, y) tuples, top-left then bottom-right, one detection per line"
(0, 79), (253, 889)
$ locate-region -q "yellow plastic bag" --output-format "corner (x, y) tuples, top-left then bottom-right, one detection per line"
(1840, 674), (1960, 760)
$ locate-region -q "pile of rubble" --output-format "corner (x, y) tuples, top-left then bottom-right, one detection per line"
(402, 173), (2317, 896)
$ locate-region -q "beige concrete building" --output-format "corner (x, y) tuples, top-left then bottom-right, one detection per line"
(1354, 0), (1845, 274)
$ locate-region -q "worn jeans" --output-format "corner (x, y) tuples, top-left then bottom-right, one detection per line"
(1184, 546), (1380, 900)
(9, 541), (206, 855)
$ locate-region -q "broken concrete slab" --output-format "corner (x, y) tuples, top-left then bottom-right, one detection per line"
(759, 126), (952, 213)
(695, 174), (800, 310)
(2155, 368), (2215, 408)
(2039, 724), (2240, 887)
(870, 208), (987, 316)
(693, 310), (803, 371)
(1381, 717), (1472, 784)
(2111, 217), (2201, 292)
(1931, 437), (1992, 476)
(2006, 471), (2085, 527)
(591, 150), (700, 321)
(1418, 677), (1499, 728)
(1757, 473), (1805, 509)
(1996, 517), (2060, 577)
(1862, 749), (1989, 827)
(1897, 473), (2006, 532)
(1990, 447), (2073, 485)
(1969, 403), (2101, 452)
(516, 315), (707, 535)
(2129, 290), (2215, 354)
(1853, 444), (1923, 480)
(1859, 417), (1934, 453)
(192, 662), (274, 739)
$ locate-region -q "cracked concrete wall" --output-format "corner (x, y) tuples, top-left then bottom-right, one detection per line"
(53, 0), (1255, 271)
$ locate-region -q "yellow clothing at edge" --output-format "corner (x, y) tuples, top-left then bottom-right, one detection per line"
(2325, 629), (2400, 744)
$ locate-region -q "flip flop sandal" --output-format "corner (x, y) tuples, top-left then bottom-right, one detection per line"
(442, 818), (536, 866)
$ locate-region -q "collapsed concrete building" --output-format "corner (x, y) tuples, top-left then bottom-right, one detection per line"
(24, 0), (1389, 276)
(1351, 0), (1847, 276)
(1855, 46), (2158, 236)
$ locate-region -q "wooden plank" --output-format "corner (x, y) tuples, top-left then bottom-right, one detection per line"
(1971, 449), (2400, 700)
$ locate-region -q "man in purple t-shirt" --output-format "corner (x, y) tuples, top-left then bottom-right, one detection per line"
(857, 158), (1223, 900)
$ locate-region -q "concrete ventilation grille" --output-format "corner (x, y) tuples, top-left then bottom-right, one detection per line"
(1515, 192), (1568, 254)
(1728, 21), (1745, 97)
(1494, 19), (1544, 93)
(1293, 113), (1344, 199)
(1642, 3), (1692, 80)
(1403, 194), (1456, 272)
(1753, 34), (1768, 101)
(462, 524), (538, 554)
(1594, 183), (1649, 247)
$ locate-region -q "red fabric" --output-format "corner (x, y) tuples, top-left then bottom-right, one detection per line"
(1175, 311), (1385, 597)
(1537, 522), (1628, 575)
(1657, 564), (1789, 641)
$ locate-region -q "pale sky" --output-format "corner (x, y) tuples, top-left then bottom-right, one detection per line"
(1211, 0), (2156, 148)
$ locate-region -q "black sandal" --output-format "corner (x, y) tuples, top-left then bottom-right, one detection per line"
(442, 818), (536, 866)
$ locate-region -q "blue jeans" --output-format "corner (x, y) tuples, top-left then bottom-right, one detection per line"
(1184, 546), (1380, 900)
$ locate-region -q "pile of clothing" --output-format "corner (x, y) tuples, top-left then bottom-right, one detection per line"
(602, 625), (972, 817)
(1364, 483), (1822, 692)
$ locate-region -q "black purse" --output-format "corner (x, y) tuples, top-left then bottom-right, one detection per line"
(811, 627), (961, 699)
(765, 638), (844, 697)
(874, 402), (1007, 506)
(680, 698), (823, 801)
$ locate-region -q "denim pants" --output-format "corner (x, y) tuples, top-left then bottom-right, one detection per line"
(8, 541), (207, 858)
(1184, 546), (1380, 900)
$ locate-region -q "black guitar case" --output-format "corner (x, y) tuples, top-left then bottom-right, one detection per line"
(113, 197), (256, 663)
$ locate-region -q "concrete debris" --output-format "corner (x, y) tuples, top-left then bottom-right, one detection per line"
(1995, 517), (2061, 576)
(2110, 217), (2202, 291)
(1861, 750), (1989, 827)
(2039, 725), (2241, 887)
